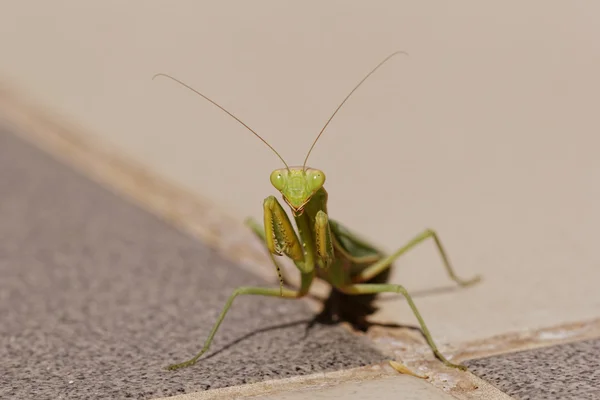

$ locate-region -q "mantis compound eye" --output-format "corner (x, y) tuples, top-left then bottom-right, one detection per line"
(270, 169), (287, 191)
(306, 169), (325, 192)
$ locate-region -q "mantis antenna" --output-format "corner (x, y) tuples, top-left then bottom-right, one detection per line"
(152, 73), (291, 171)
(302, 51), (408, 170)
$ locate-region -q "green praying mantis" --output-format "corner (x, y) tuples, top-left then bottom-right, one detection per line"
(153, 51), (481, 372)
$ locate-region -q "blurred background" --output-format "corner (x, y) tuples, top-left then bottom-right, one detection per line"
(1, 1), (599, 338)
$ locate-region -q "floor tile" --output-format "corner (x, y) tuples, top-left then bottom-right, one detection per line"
(252, 376), (456, 400)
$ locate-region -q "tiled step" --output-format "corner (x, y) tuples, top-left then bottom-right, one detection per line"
(2, 99), (600, 399)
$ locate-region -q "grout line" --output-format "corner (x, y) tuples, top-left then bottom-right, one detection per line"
(3, 83), (597, 400)
(367, 316), (600, 366)
(452, 317), (600, 362)
(368, 317), (600, 398)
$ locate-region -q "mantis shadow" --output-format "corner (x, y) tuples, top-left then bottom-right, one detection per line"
(202, 318), (314, 361)
(303, 287), (421, 335)
(200, 302), (419, 363)
(303, 272), (468, 336)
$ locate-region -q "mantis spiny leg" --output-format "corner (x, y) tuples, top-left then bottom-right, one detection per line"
(245, 217), (288, 292)
(245, 217), (327, 302)
(314, 210), (334, 269)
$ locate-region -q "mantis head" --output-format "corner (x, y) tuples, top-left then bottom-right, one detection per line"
(270, 167), (326, 214)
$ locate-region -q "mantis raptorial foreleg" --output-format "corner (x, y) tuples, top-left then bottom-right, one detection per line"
(261, 195), (312, 294)
(167, 278), (313, 371)
(351, 229), (481, 286)
(263, 196), (305, 262)
(314, 211), (334, 269)
(338, 283), (466, 370)
(245, 217), (294, 290)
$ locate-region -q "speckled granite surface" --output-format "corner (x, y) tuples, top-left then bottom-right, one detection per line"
(466, 338), (600, 400)
(0, 127), (386, 399)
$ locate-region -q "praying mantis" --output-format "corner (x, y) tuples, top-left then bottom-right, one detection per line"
(153, 51), (481, 372)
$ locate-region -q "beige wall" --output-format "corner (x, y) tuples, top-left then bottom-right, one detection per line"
(0, 1), (599, 310)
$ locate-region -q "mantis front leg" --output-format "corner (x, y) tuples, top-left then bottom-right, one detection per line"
(314, 210), (334, 269)
(249, 196), (313, 294)
(245, 217), (294, 291)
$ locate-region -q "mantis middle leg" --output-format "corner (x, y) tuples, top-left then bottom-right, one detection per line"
(351, 228), (481, 286)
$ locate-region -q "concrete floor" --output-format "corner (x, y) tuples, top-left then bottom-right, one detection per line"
(0, 127), (386, 399)
(466, 338), (600, 400)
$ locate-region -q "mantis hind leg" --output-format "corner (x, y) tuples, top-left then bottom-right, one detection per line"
(167, 285), (308, 371)
(338, 283), (466, 370)
(352, 228), (481, 286)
